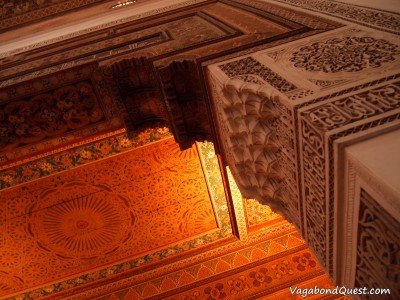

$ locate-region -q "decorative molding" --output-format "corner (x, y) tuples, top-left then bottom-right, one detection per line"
(3, 1), (399, 298)
(0, 0), (106, 33)
(0, 0), (342, 90)
(219, 57), (297, 93)
(158, 248), (321, 300)
(68, 228), (301, 299)
(226, 167), (249, 240)
(341, 146), (400, 288)
(299, 80), (400, 276)
(302, 82), (400, 131)
(0, 128), (172, 191)
(0, 9), (232, 87)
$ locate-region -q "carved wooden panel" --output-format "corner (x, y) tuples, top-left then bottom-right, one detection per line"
(0, 0), (108, 33)
(0, 64), (122, 165)
(159, 59), (212, 149)
(106, 57), (169, 134)
(0, 9), (235, 87)
(2, 1), (396, 299)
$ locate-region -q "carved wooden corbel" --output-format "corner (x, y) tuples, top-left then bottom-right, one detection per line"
(158, 59), (212, 149)
(103, 57), (169, 135)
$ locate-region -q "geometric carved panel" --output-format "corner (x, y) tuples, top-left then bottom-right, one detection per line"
(272, 0), (400, 34)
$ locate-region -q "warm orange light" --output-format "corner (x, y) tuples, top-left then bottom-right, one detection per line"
(111, 0), (137, 9)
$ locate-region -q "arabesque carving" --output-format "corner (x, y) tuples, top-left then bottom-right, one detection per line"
(356, 189), (400, 299)
(290, 37), (400, 73)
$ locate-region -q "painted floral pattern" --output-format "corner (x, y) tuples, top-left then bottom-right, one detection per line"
(271, 260), (294, 279)
(0, 127), (171, 190)
(9, 140), (233, 299)
(292, 252), (317, 271)
(183, 291), (201, 300)
(204, 283), (226, 300)
(246, 198), (280, 227)
(165, 248), (328, 300)
(228, 275), (249, 295)
(249, 268), (272, 287)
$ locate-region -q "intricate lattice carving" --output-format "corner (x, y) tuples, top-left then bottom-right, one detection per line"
(300, 119), (327, 266)
(219, 57), (297, 93)
(286, 89), (314, 100)
(290, 37), (400, 73)
(355, 189), (400, 299)
(309, 79), (346, 88)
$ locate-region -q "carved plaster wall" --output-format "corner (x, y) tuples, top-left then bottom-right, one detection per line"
(207, 20), (400, 290)
(207, 73), (301, 231)
(338, 128), (400, 298)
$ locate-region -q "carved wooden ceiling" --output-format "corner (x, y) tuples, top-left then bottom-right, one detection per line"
(0, 0), (128, 34)
(0, 0), (343, 299)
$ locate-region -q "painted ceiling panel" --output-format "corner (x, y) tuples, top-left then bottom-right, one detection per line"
(0, 137), (226, 296)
